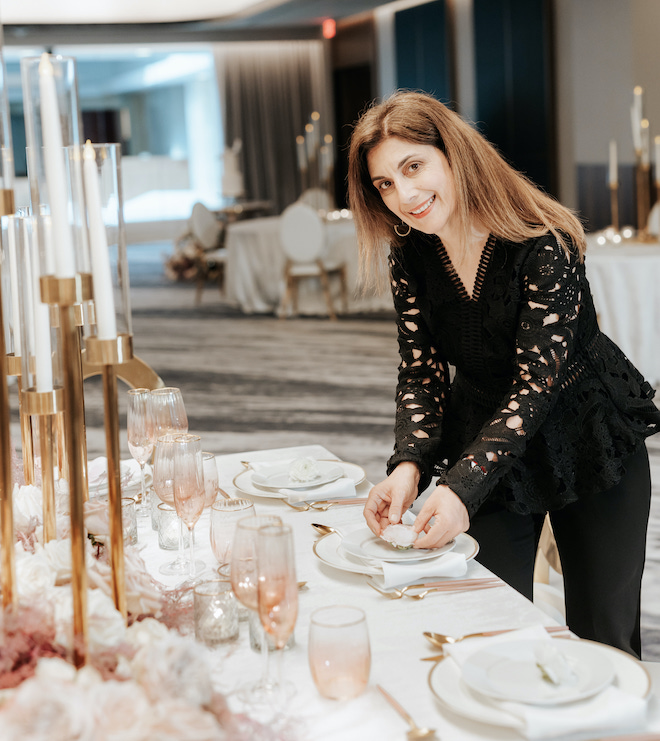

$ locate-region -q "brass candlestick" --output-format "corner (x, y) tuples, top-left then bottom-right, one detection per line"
(0, 285), (16, 609)
(609, 183), (619, 232)
(635, 161), (654, 240)
(22, 387), (63, 542)
(40, 273), (91, 667)
(85, 333), (134, 620)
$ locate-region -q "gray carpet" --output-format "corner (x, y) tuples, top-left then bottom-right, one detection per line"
(24, 241), (660, 660)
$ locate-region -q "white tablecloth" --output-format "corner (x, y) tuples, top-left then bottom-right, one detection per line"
(224, 215), (392, 315)
(139, 444), (660, 740)
(585, 236), (660, 387)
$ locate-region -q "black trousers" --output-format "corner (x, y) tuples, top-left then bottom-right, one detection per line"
(467, 445), (651, 658)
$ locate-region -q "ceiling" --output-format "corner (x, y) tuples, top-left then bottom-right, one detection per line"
(0, 0), (401, 38)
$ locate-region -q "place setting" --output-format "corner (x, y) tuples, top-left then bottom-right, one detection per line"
(311, 513), (498, 601)
(426, 624), (652, 739)
(232, 455), (369, 509)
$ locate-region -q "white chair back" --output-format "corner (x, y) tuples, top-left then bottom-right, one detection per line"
(299, 187), (333, 212)
(190, 202), (221, 250)
(279, 202), (325, 263)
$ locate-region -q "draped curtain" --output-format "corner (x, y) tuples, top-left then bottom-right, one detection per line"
(214, 41), (331, 215)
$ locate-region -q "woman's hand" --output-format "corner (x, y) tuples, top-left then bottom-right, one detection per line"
(363, 462), (420, 536)
(412, 485), (469, 549)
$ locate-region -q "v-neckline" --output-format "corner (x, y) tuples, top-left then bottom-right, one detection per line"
(436, 234), (495, 303)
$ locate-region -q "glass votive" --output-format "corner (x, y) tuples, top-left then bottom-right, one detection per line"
(150, 488), (160, 530)
(248, 609), (295, 652)
(157, 503), (190, 550)
(121, 497), (138, 546)
(194, 579), (239, 647)
(308, 605), (371, 700)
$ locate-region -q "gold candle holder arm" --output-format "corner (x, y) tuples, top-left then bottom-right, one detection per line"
(609, 183), (619, 232)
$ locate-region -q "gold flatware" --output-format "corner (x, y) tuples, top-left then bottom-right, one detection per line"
(377, 685), (437, 740)
(424, 625), (569, 648)
(297, 581), (308, 591)
(217, 487), (233, 499)
(311, 522), (337, 536)
(423, 624), (570, 649)
(367, 577), (503, 600)
(309, 497), (368, 510)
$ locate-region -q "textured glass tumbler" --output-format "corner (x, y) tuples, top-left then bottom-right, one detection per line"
(194, 579), (239, 647)
(121, 497), (138, 546)
(158, 503), (190, 550)
(308, 606), (371, 700)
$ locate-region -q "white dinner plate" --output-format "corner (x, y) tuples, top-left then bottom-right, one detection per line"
(252, 461), (344, 490)
(88, 458), (152, 497)
(461, 639), (615, 705)
(232, 461), (366, 499)
(313, 531), (479, 576)
(428, 638), (651, 731)
(341, 526), (456, 563)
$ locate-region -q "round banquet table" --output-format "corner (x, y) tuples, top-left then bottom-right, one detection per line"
(224, 214), (392, 316)
(585, 235), (660, 388)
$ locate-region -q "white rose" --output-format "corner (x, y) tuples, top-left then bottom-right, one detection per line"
(83, 499), (110, 541)
(288, 456), (321, 483)
(15, 548), (56, 598)
(89, 679), (154, 741)
(132, 634), (213, 707)
(87, 589), (127, 652)
(13, 483), (43, 533)
(41, 538), (73, 585)
(1, 670), (92, 741)
(34, 656), (78, 683)
(124, 617), (170, 653)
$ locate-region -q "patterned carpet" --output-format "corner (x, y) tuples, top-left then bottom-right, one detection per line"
(40, 242), (660, 660)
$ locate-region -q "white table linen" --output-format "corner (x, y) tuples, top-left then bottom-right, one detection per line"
(585, 235), (660, 387)
(139, 444), (660, 740)
(224, 215), (392, 315)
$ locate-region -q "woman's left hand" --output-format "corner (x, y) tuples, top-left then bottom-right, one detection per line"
(412, 485), (470, 549)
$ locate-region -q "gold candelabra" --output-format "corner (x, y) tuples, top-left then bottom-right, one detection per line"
(85, 334), (134, 620)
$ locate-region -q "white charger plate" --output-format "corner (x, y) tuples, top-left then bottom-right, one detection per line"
(232, 461), (366, 499)
(252, 461), (343, 490)
(428, 638), (651, 731)
(313, 531), (478, 576)
(461, 639), (615, 705)
(341, 526), (456, 563)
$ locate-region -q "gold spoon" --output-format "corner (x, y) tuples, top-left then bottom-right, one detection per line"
(423, 630), (490, 648)
(377, 685), (437, 740)
(311, 522), (337, 536)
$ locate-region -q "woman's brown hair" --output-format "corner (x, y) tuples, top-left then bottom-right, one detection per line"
(347, 91), (586, 291)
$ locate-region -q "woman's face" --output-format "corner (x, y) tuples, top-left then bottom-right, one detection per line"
(367, 136), (458, 240)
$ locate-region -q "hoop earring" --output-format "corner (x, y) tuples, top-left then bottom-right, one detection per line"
(394, 222), (411, 237)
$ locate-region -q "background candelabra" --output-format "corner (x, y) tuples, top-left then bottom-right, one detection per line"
(295, 111), (335, 210)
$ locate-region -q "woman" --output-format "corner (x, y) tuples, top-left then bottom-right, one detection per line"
(348, 90), (660, 657)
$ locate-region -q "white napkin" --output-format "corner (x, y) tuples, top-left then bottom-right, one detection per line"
(445, 626), (648, 740)
(280, 477), (357, 504)
(248, 459), (296, 475)
(380, 552), (467, 589)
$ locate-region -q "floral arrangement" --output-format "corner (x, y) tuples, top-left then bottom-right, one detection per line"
(1, 483), (288, 740)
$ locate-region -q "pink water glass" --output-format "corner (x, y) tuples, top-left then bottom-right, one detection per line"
(308, 605), (371, 700)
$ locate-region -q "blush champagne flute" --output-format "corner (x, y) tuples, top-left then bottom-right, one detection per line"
(126, 388), (155, 516)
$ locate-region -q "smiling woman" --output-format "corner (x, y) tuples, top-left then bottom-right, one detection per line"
(347, 90), (660, 660)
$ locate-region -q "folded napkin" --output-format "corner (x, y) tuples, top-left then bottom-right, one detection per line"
(280, 477), (356, 504)
(380, 551), (467, 589)
(445, 626), (648, 740)
(248, 459), (297, 475)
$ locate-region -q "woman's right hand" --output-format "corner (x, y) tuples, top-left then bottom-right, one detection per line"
(363, 461), (420, 536)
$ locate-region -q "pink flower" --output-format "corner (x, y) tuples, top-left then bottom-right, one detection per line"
(89, 679), (155, 741)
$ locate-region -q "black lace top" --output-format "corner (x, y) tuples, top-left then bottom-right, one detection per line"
(387, 231), (660, 517)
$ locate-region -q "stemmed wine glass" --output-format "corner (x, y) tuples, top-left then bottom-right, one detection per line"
(172, 433), (206, 580)
(150, 387), (188, 437)
(201, 452), (219, 508)
(230, 514), (283, 704)
(256, 523), (299, 702)
(126, 388), (155, 517)
(150, 388), (190, 575)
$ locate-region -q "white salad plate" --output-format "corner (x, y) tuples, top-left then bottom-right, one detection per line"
(340, 526), (456, 563)
(88, 458), (152, 497)
(313, 532), (479, 576)
(251, 461), (344, 490)
(461, 639), (615, 705)
(428, 638), (651, 732)
(232, 461), (366, 499)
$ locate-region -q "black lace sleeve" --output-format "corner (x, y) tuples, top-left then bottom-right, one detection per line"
(386, 248), (449, 492)
(439, 236), (583, 516)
